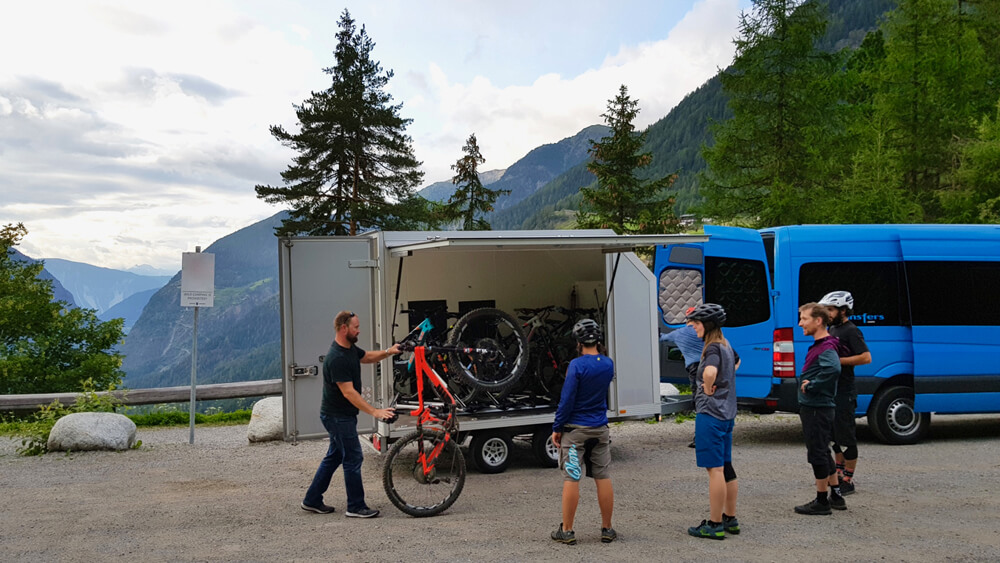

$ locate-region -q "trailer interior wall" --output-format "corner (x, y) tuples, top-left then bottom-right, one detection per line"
(386, 248), (605, 337)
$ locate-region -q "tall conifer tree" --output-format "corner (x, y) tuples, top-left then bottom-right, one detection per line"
(445, 134), (509, 231)
(701, 0), (839, 227)
(255, 10), (424, 235)
(876, 0), (986, 219)
(578, 85), (679, 234)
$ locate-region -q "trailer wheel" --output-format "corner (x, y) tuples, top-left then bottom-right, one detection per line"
(531, 427), (559, 468)
(469, 430), (513, 474)
(446, 308), (528, 393)
(867, 385), (931, 445)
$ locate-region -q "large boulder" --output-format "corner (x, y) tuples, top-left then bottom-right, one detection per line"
(47, 412), (137, 452)
(247, 397), (284, 442)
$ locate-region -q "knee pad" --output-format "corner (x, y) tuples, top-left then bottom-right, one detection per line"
(812, 464), (829, 480)
(723, 462), (737, 483)
(843, 445), (858, 460)
(831, 443), (842, 454)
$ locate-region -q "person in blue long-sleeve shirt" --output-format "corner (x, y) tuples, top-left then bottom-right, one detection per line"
(550, 319), (616, 545)
(660, 308), (705, 447)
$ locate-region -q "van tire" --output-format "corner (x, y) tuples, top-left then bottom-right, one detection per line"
(469, 430), (513, 473)
(531, 427), (559, 468)
(867, 385), (931, 445)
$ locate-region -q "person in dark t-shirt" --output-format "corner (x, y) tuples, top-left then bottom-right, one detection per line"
(301, 311), (399, 519)
(819, 291), (871, 495)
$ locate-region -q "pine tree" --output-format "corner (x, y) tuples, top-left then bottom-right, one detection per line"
(701, 0), (841, 227)
(255, 10), (425, 236)
(875, 0), (986, 219)
(444, 134), (510, 231)
(578, 85), (679, 234)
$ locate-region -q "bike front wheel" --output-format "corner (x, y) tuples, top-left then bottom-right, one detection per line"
(382, 430), (466, 517)
(446, 307), (529, 393)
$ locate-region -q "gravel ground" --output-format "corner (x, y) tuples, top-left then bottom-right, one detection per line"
(2, 413), (1000, 562)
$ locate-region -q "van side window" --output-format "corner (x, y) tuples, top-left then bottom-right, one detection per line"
(658, 268), (702, 324)
(799, 262), (906, 326)
(906, 261), (1000, 326)
(704, 257), (770, 327)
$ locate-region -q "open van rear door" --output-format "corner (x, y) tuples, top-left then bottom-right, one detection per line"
(654, 226), (774, 398)
(702, 226), (774, 399)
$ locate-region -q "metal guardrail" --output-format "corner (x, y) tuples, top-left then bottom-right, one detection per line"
(0, 379), (282, 414)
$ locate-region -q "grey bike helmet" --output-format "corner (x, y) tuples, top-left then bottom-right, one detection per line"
(819, 290), (854, 310)
(686, 303), (727, 327)
(572, 318), (603, 345)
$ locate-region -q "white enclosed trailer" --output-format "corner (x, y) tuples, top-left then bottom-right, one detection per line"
(278, 230), (706, 472)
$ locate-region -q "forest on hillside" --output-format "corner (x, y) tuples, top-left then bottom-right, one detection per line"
(511, 0), (999, 230)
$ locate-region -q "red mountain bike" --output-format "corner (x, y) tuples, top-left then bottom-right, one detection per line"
(382, 343), (494, 517)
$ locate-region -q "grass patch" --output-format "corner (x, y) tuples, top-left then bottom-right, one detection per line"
(671, 411), (696, 424)
(125, 409), (251, 427)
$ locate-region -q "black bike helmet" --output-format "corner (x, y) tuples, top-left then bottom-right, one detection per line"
(685, 303), (727, 327)
(572, 318), (603, 345)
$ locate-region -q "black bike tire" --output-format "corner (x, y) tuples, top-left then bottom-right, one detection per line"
(382, 430), (466, 517)
(445, 308), (528, 393)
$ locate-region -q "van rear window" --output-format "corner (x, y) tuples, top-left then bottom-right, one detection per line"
(799, 262), (906, 326)
(906, 261), (1000, 326)
(705, 257), (770, 327)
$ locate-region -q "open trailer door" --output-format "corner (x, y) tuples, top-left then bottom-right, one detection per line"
(279, 236), (378, 440)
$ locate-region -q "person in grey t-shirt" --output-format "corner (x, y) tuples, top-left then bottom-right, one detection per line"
(685, 304), (742, 540)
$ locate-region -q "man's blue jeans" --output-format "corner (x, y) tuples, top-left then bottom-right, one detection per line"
(303, 414), (367, 512)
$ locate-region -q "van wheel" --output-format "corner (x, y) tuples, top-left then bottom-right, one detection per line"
(531, 427), (559, 468)
(469, 430), (513, 474)
(867, 385), (931, 445)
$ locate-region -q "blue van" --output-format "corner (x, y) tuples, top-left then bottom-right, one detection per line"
(654, 224), (1000, 444)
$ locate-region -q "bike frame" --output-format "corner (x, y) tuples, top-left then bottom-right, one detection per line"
(407, 345), (459, 478)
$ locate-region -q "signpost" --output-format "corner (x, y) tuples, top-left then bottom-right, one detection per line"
(181, 247), (215, 444)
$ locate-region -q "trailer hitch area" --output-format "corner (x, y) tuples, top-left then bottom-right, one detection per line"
(288, 364), (319, 380)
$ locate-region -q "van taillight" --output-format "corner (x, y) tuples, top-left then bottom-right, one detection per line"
(773, 328), (796, 378)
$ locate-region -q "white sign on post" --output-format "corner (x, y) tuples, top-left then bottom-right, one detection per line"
(181, 252), (215, 308)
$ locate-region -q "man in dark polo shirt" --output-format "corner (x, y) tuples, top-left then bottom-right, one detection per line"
(819, 291), (871, 495)
(301, 311), (399, 519)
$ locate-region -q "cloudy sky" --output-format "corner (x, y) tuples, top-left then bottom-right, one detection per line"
(0, 0), (747, 272)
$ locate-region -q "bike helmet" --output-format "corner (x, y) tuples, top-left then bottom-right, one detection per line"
(685, 303), (727, 327)
(819, 290), (854, 310)
(572, 318), (603, 345)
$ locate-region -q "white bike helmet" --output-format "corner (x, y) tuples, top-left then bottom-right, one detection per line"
(819, 290), (854, 310)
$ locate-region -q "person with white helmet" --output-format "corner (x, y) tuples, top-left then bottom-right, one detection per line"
(818, 290), (872, 495)
(550, 318), (617, 545)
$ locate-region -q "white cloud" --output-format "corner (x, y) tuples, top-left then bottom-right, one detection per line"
(0, 0), (742, 270)
(409, 0), (740, 182)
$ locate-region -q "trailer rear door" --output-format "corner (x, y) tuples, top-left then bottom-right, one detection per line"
(279, 237), (378, 440)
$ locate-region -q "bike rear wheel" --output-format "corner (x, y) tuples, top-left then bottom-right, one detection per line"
(446, 308), (528, 393)
(382, 430), (466, 517)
